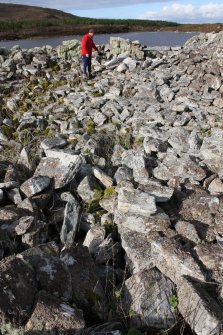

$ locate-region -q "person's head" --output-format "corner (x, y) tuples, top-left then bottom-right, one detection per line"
(89, 29), (95, 36)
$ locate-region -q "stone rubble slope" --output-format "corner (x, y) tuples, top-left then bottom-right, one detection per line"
(0, 32), (223, 335)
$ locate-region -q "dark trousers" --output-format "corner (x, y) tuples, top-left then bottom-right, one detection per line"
(83, 55), (92, 75)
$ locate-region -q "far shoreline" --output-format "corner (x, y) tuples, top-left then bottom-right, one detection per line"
(0, 30), (198, 44)
(0, 31), (200, 50)
(0, 23), (222, 42)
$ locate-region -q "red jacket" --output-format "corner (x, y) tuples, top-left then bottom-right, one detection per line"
(82, 33), (98, 55)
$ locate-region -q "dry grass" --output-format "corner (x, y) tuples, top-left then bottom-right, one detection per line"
(0, 143), (21, 164)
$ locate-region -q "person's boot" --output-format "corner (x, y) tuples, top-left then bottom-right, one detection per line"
(88, 73), (95, 79)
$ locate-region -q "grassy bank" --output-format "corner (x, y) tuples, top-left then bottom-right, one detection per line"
(0, 17), (180, 40)
(0, 17), (179, 31)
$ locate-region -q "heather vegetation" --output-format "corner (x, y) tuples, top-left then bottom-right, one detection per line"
(0, 17), (179, 32)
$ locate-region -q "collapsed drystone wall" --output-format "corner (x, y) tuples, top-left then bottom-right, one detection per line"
(0, 32), (223, 335)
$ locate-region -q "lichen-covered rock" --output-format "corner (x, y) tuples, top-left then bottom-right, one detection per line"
(150, 235), (205, 284)
(200, 128), (223, 178)
(83, 226), (106, 255)
(60, 244), (108, 321)
(179, 190), (220, 241)
(75, 322), (124, 335)
(138, 179), (174, 202)
(117, 187), (157, 217)
(25, 291), (85, 333)
(34, 154), (83, 189)
(208, 178), (223, 195)
(175, 220), (201, 244)
(177, 276), (223, 335)
(22, 220), (48, 247)
(57, 39), (81, 60)
(77, 175), (100, 203)
(0, 255), (37, 325)
(17, 146), (36, 173)
(115, 207), (171, 234)
(153, 154), (206, 182)
(121, 268), (176, 329)
(118, 226), (153, 273)
(121, 149), (150, 184)
(195, 243), (223, 282)
(40, 136), (68, 151)
(60, 192), (81, 245)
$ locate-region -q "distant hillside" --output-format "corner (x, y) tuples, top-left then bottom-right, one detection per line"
(0, 3), (76, 21)
(0, 3), (222, 40)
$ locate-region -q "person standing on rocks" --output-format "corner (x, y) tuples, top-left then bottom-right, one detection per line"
(82, 28), (99, 79)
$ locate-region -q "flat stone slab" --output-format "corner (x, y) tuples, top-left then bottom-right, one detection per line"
(138, 179), (174, 202)
(195, 243), (223, 282)
(150, 235), (205, 285)
(121, 268), (176, 329)
(118, 226), (153, 273)
(175, 220), (201, 244)
(177, 276), (223, 335)
(40, 136), (68, 151)
(118, 187), (157, 217)
(200, 128), (223, 178)
(20, 176), (51, 198)
(34, 154), (83, 189)
(115, 208), (171, 234)
(153, 154), (206, 182)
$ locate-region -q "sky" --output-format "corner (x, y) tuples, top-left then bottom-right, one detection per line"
(1, 0), (223, 23)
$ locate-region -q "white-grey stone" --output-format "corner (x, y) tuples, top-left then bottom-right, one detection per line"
(6, 188), (22, 205)
(116, 62), (128, 73)
(0, 130), (8, 141)
(138, 179), (174, 202)
(57, 39), (81, 59)
(20, 176), (51, 198)
(123, 57), (137, 71)
(92, 167), (113, 187)
(118, 226), (153, 273)
(175, 221), (201, 244)
(117, 187), (157, 217)
(114, 166), (133, 184)
(60, 193), (80, 245)
(153, 154), (206, 182)
(77, 175), (99, 203)
(115, 208), (171, 235)
(83, 226), (106, 255)
(17, 146), (36, 172)
(34, 153), (83, 189)
(200, 128), (223, 178)
(121, 150), (150, 184)
(208, 178), (223, 195)
(150, 235), (205, 284)
(40, 137), (68, 151)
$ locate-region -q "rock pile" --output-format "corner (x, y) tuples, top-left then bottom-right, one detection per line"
(0, 32), (223, 335)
